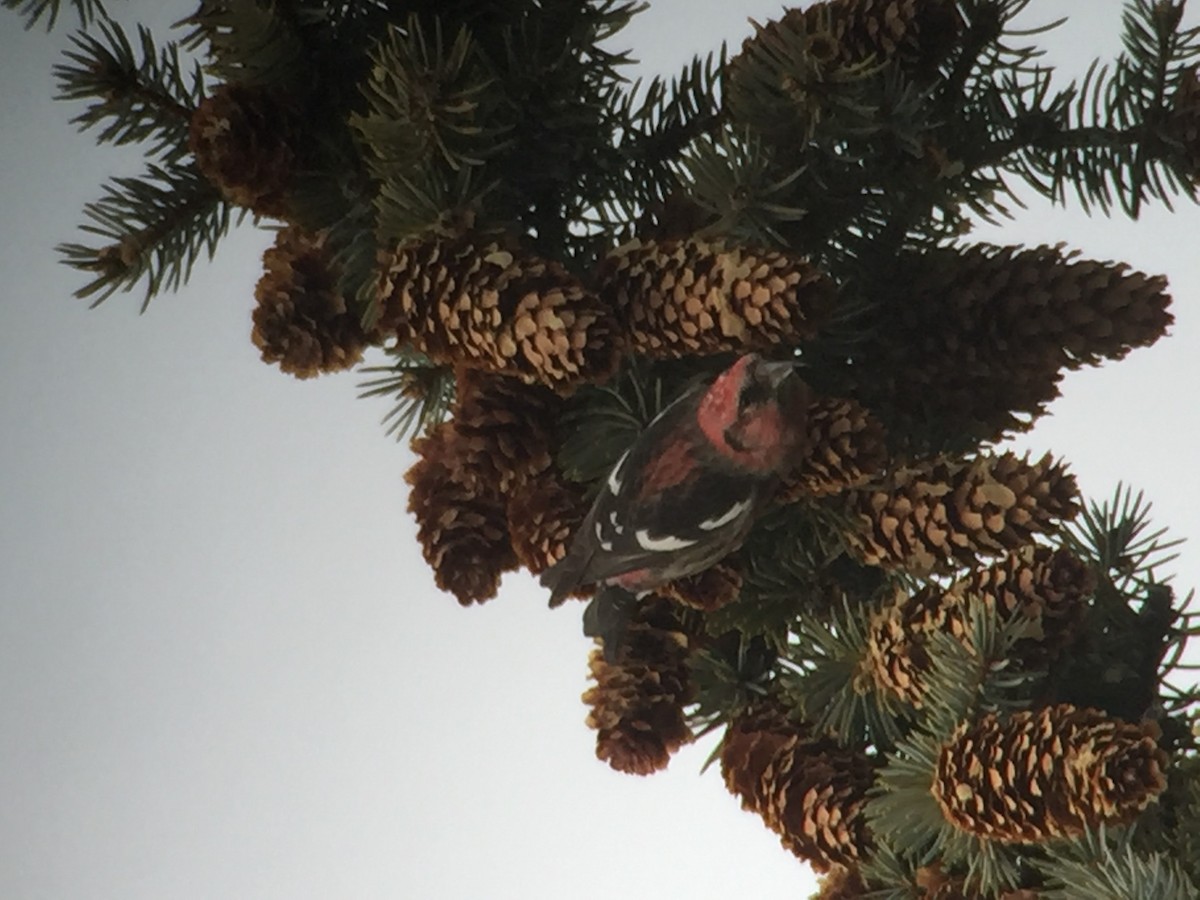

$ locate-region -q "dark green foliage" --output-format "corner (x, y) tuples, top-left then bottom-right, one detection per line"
(687, 632), (776, 742)
(57, 162), (232, 309)
(600, 51), (724, 234)
(1047, 487), (1191, 722)
(555, 355), (716, 484)
(1038, 828), (1198, 900)
(4, 0), (104, 30)
(1008, 0), (1200, 216)
(55, 19), (205, 162)
(356, 350), (456, 442)
(783, 594), (913, 748)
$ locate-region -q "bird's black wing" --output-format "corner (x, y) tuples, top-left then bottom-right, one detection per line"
(574, 457), (764, 587)
(540, 379), (764, 600)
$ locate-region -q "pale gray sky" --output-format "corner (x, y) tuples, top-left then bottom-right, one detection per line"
(1, 2), (1198, 898)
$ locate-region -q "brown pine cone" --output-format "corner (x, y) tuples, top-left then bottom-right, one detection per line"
(376, 236), (619, 389)
(658, 560), (744, 612)
(583, 598), (694, 775)
(933, 705), (1168, 843)
(451, 368), (562, 494)
(252, 226), (373, 378)
(506, 466), (590, 585)
(846, 244), (1173, 445)
(866, 546), (1094, 706)
(843, 452), (1080, 573)
(405, 422), (517, 605)
(721, 707), (875, 870)
(779, 395), (889, 500)
(596, 238), (834, 359)
(813, 865), (869, 899)
(189, 82), (300, 218)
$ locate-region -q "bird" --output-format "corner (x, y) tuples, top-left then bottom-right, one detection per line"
(540, 353), (810, 659)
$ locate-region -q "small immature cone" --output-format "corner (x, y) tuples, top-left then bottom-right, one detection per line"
(913, 863), (966, 900)
(252, 226), (374, 378)
(405, 422), (517, 605)
(933, 705), (1168, 843)
(813, 866), (868, 899)
(843, 452), (1080, 574)
(721, 707), (875, 871)
(596, 238), (834, 359)
(866, 546), (1094, 706)
(583, 598), (694, 775)
(189, 83), (299, 218)
(778, 395), (888, 500)
(376, 236), (619, 389)
(913, 863), (1041, 900)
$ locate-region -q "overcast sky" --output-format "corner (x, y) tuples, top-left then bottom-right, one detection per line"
(2, 2), (1199, 898)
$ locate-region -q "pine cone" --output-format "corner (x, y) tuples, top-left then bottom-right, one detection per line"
(779, 396), (889, 500)
(189, 83), (299, 218)
(376, 236), (619, 389)
(959, 545), (1094, 666)
(506, 466), (590, 584)
(597, 238), (834, 359)
(721, 708), (875, 870)
(724, 0), (962, 134)
(720, 705), (796, 810)
(933, 705), (1168, 843)
(866, 547), (1094, 706)
(846, 244), (1173, 447)
(844, 452), (1080, 573)
(813, 866), (869, 899)
(658, 560), (743, 612)
(817, 0), (962, 71)
(583, 598), (694, 775)
(913, 863), (967, 900)
(406, 422), (517, 605)
(864, 585), (950, 707)
(252, 226), (373, 378)
(451, 368), (562, 494)
(912, 862), (1044, 900)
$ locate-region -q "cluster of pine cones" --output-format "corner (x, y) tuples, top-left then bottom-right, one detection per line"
(182, 0), (1182, 892)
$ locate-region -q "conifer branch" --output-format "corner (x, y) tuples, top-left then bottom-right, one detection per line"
(3, 0), (104, 31)
(58, 163), (232, 309)
(356, 350), (455, 441)
(1037, 827), (1198, 899)
(55, 20), (204, 163)
(179, 0), (310, 86)
(350, 17), (503, 178)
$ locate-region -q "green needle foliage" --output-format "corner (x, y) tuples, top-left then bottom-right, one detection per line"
(15, 0), (1200, 893)
(55, 19), (204, 162)
(5, 0), (104, 31)
(57, 162), (232, 308)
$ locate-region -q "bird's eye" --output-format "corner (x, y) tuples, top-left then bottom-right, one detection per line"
(738, 379), (771, 411)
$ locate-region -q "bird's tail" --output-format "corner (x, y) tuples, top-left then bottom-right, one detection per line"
(583, 585), (638, 662)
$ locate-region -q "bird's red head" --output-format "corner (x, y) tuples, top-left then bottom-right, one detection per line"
(696, 353), (803, 473)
